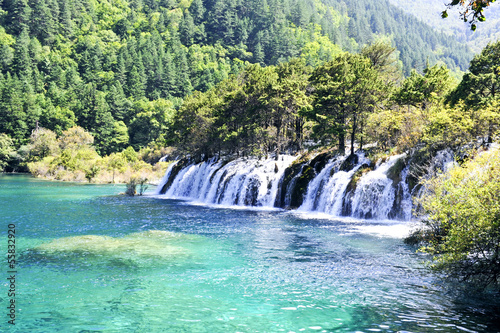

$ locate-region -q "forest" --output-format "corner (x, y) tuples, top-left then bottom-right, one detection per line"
(0, 0), (476, 174)
(172, 39), (499, 159)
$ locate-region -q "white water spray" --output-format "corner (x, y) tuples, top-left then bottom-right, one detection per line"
(157, 155), (297, 207)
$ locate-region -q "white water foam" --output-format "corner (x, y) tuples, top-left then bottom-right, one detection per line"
(158, 155), (297, 207)
(350, 154), (406, 220)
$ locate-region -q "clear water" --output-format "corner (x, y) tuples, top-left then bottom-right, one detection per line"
(1, 174), (499, 333)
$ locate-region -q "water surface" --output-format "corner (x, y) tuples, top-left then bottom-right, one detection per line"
(1, 174), (498, 332)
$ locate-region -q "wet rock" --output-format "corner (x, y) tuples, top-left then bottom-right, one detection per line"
(159, 159), (190, 194)
(274, 162), (303, 208)
(339, 153), (359, 172)
(244, 177), (260, 206)
(341, 166), (372, 216)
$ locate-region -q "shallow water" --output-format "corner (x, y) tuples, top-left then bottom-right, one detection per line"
(1, 174), (499, 332)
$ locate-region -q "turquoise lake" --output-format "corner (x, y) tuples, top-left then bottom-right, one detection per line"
(1, 174), (499, 332)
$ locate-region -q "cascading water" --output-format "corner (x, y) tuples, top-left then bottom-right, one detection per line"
(349, 154), (408, 220)
(154, 161), (178, 195)
(157, 155), (297, 207)
(397, 163), (413, 221)
(298, 157), (346, 213)
(156, 152), (414, 220)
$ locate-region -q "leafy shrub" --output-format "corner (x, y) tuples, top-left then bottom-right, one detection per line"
(408, 148), (500, 289)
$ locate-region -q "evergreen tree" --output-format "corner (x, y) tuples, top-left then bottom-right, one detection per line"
(179, 11), (196, 47)
(12, 28), (32, 85)
(306, 53), (382, 155)
(189, 0), (205, 25)
(30, 0), (56, 44)
(7, 0), (31, 35)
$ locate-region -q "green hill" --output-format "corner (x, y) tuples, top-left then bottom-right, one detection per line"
(388, 0), (500, 53)
(0, 0), (474, 153)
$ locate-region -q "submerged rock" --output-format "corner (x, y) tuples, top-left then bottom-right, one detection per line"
(31, 230), (201, 265)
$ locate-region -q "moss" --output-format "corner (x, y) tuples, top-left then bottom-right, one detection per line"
(276, 151), (333, 208)
(310, 152), (334, 173)
(341, 165), (373, 216)
(289, 165), (315, 208)
(339, 153), (359, 172)
(386, 156), (408, 186)
(159, 159), (190, 194)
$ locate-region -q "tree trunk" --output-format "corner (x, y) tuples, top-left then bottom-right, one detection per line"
(350, 113), (357, 156)
(488, 119), (493, 144)
(339, 132), (345, 155)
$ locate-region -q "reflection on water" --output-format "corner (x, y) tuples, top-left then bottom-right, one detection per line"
(1, 174), (499, 332)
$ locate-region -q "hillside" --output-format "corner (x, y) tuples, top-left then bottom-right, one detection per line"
(0, 0), (474, 156)
(388, 0), (500, 53)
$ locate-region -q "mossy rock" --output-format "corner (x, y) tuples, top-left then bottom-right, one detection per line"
(159, 159), (191, 194)
(275, 152), (333, 209)
(341, 165), (373, 216)
(244, 177), (260, 206)
(275, 161), (304, 208)
(339, 153), (359, 172)
(386, 156), (408, 186)
(310, 152), (333, 173)
(289, 165), (316, 208)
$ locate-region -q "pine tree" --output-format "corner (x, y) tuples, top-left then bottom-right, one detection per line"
(189, 0), (205, 25)
(7, 0), (31, 35)
(179, 11), (196, 46)
(13, 28), (32, 85)
(162, 51), (176, 98)
(30, 0), (56, 44)
(253, 42), (265, 65)
(127, 65), (145, 100)
(173, 49), (192, 97)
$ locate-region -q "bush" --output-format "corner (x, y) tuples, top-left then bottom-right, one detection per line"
(408, 148), (500, 289)
(125, 178), (137, 196)
(0, 133), (15, 171)
(125, 176), (148, 196)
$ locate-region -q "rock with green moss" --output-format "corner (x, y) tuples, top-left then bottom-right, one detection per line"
(275, 152), (334, 209)
(159, 159), (191, 194)
(341, 165), (373, 216)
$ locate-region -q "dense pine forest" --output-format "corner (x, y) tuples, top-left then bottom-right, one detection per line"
(0, 0), (478, 173)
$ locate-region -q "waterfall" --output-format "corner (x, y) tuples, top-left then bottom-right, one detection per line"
(397, 162), (413, 221)
(283, 164), (306, 208)
(155, 161), (179, 195)
(157, 155), (297, 207)
(350, 154), (408, 220)
(156, 152), (414, 221)
(298, 157), (344, 212)
(295, 153), (411, 220)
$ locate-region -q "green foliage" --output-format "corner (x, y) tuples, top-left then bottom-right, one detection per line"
(448, 40), (500, 143)
(410, 148), (500, 288)
(305, 52), (385, 154)
(26, 126), (169, 183)
(442, 0), (497, 30)
(172, 59), (314, 157)
(125, 175), (148, 196)
(85, 164), (100, 182)
(0, 132), (15, 171)
(422, 104), (474, 148)
(0, 0), (475, 159)
(394, 64), (455, 109)
(28, 127), (59, 161)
